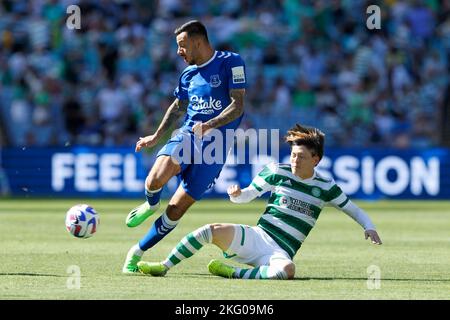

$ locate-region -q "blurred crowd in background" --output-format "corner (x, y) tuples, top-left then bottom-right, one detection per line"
(0, 0), (448, 149)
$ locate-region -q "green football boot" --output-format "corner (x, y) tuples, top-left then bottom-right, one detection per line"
(207, 259), (235, 279)
(125, 201), (160, 227)
(122, 247), (142, 274)
(137, 261), (168, 277)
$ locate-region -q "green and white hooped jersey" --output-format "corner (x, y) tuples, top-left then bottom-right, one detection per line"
(251, 163), (350, 259)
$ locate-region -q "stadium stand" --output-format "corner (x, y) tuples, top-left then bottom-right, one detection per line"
(0, 0), (448, 148)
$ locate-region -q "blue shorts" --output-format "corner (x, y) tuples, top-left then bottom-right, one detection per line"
(157, 130), (229, 200)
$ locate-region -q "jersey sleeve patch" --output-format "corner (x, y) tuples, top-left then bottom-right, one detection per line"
(231, 66), (246, 84)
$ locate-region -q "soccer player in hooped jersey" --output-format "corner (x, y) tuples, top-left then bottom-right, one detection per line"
(137, 124), (382, 279)
(122, 20), (248, 273)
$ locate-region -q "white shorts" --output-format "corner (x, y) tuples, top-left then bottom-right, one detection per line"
(222, 225), (292, 267)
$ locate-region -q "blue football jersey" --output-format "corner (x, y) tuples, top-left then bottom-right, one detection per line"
(174, 50), (247, 133)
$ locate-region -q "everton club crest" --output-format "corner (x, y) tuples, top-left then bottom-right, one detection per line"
(210, 74), (221, 88)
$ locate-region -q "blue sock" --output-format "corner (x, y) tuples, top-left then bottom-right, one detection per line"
(145, 187), (162, 206)
(138, 212), (178, 251)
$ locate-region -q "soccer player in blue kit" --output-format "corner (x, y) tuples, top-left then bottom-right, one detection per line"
(123, 20), (247, 273)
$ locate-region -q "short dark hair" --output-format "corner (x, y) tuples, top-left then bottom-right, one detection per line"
(285, 124), (325, 160)
(174, 20), (209, 41)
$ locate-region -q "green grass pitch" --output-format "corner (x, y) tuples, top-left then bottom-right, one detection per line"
(0, 198), (449, 299)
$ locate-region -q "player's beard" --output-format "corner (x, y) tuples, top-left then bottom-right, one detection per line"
(187, 56), (196, 65)
(186, 50), (197, 65)
(182, 55), (194, 65)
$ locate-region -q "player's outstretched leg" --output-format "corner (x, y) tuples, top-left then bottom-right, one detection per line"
(208, 259), (294, 280)
(123, 187), (195, 274)
(125, 187), (161, 228)
(207, 259), (235, 278)
(138, 224), (213, 276)
(122, 244), (144, 274)
(126, 156), (179, 227)
(137, 261), (168, 276)
(123, 211), (178, 274)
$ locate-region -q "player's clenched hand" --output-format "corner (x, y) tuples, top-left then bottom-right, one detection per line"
(135, 135), (159, 152)
(365, 229), (382, 245)
(227, 185), (242, 198)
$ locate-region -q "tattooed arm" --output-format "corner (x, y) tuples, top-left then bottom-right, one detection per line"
(154, 98), (188, 137)
(135, 98), (188, 152)
(193, 89), (245, 136)
(207, 88), (245, 129)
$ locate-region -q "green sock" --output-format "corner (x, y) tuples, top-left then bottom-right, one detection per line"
(162, 225), (212, 268)
(232, 265), (288, 279)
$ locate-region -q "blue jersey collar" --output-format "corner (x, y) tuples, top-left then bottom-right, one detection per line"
(196, 50), (217, 68)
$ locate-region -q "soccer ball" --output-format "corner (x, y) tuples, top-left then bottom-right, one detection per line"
(65, 204), (99, 239)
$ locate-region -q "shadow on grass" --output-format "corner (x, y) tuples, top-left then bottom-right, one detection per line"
(0, 273), (65, 277)
(180, 273), (450, 282)
(295, 276), (450, 282)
